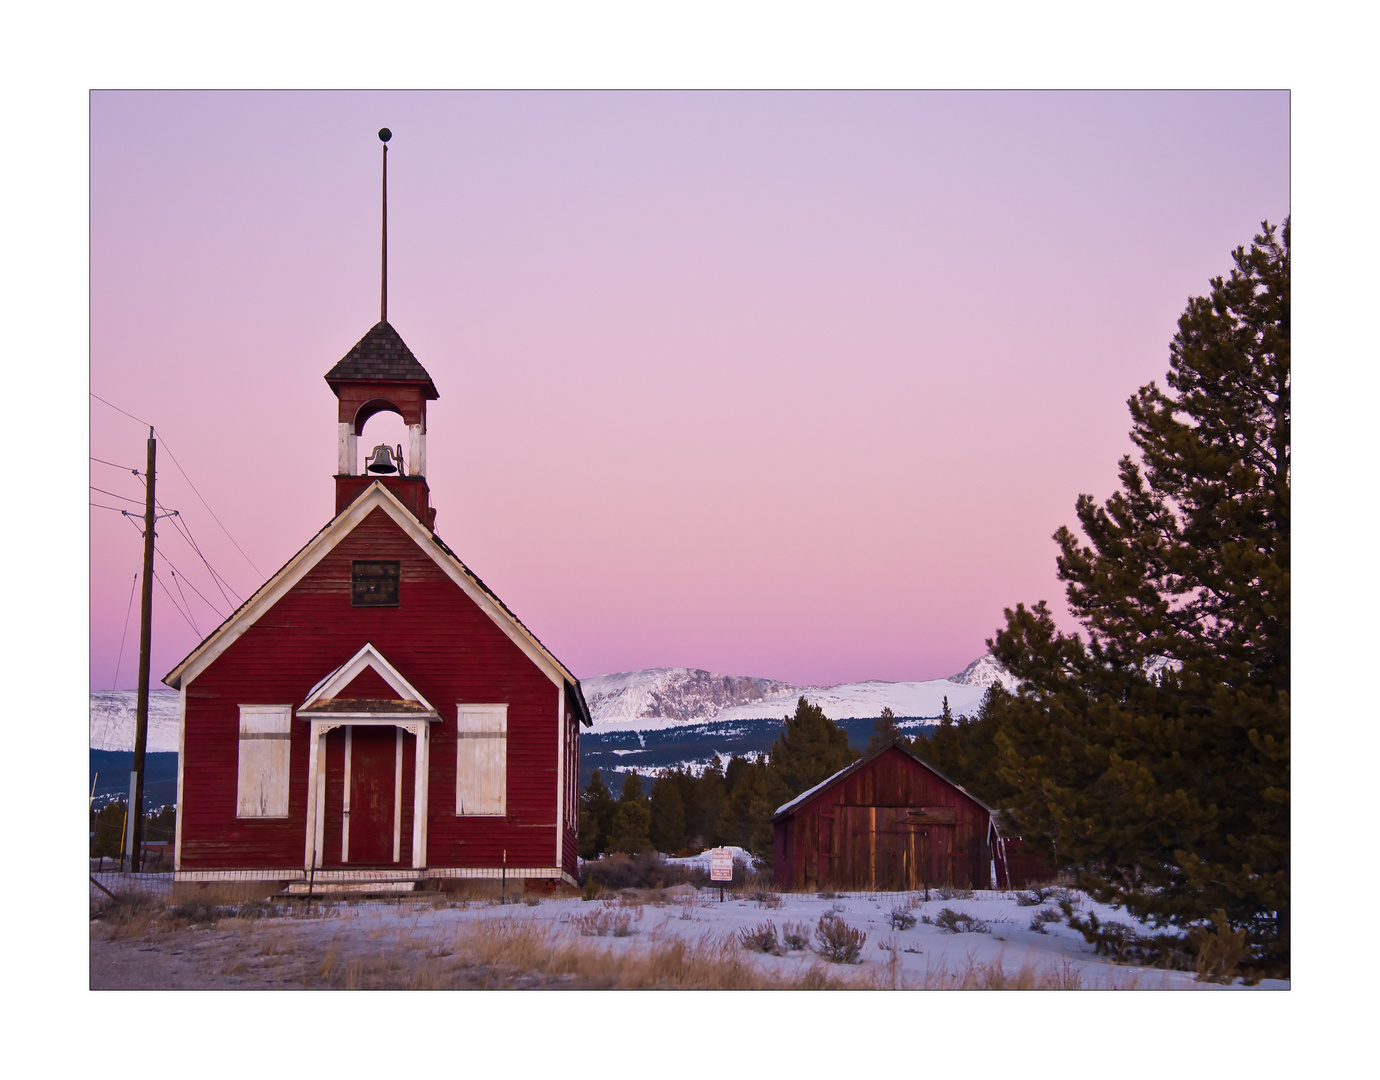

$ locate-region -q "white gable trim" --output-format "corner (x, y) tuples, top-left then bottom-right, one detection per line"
(302, 642), (436, 710)
(164, 482), (572, 692)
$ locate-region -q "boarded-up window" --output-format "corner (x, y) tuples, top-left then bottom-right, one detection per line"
(456, 704), (507, 816)
(236, 705), (292, 818)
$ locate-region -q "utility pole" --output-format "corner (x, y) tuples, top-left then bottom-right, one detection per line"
(125, 427), (157, 871)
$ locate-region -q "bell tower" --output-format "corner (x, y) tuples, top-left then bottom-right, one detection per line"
(326, 127), (440, 531)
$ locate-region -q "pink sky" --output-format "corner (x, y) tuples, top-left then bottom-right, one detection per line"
(89, 91), (1289, 690)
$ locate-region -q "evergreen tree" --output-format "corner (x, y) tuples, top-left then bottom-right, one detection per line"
(649, 773), (688, 854)
(609, 800), (653, 855)
(618, 770), (647, 805)
(865, 706), (904, 753)
(913, 683), (1016, 807)
(769, 697), (859, 798)
(578, 769), (617, 858)
(991, 221), (1290, 976)
(690, 757), (728, 848)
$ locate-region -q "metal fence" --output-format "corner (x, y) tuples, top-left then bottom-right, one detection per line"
(90, 867), (174, 900)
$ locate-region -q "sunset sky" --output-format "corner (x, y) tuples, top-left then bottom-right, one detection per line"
(89, 90), (1290, 690)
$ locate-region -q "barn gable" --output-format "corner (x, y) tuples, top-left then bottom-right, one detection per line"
(771, 741), (998, 892)
(163, 481), (591, 727)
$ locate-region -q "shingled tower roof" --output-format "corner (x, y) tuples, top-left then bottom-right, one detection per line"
(325, 321), (439, 400)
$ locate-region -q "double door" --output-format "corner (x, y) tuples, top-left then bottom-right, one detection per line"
(819, 805), (958, 891)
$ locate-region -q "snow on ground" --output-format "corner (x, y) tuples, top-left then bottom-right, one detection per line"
(94, 883), (1284, 989)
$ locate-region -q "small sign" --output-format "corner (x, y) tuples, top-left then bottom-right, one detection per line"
(709, 847), (734, 882)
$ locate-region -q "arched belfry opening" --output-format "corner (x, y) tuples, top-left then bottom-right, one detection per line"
(326, 320), (440, 530)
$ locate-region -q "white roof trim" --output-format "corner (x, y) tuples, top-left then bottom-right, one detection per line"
(302, 642), (436, 711)
(164, 482), (573, 692)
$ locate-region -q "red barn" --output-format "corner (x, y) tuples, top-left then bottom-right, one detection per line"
(164, 320), (591, 902)
(772, 742), (999, 892)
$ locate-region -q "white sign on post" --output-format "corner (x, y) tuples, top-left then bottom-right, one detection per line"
(709, 847), (734, 882)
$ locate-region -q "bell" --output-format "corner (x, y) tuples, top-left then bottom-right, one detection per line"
(365, 444), (398, 474)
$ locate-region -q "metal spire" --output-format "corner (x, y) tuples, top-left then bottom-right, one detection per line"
(379, 127), (391, 324)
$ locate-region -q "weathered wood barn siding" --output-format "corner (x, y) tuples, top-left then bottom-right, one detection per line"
(772, 744), (995, 892)
(178, 506), (561, 871)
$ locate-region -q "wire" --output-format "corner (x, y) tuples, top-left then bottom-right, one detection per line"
(157, 493), (240, 607)
(154, 543), (225, 621)
(151, 567), (199, 635)
(91, 456), (141, 472)
(90, 503), (130, 513)
(92, 391), (264, 579)
(112, 571), (139, 690)
(90, 393), (150, 428)
(155, 434), (266, 579)
(90, 485), (146, 505)
(169, 569), (202, 636)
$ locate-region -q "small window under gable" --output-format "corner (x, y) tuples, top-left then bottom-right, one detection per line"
(237, 705), (292, 818)
(456, 704), (507, 816)
(352, 560), (400, 607)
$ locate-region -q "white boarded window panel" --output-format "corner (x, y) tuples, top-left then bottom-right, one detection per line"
(236, 705), (292, 818)
(456, 704), (507, 816)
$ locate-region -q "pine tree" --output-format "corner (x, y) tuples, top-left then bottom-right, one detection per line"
(618, 770), (647, 804)
(769, 697), (859, 798)
(865, 706), (904, 753)
(578, 769), (617, 858)
(649, 773), (688, 854)
(609, 800), (653, 854)
(992, 221), (1290, 976)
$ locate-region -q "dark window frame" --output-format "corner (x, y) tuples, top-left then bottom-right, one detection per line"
(351, 560), (401, 607)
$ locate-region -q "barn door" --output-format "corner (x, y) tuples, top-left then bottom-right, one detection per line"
(347, 726), (398, 865)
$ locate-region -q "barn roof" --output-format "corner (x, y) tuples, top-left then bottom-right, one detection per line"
(324, 321), (439, 399)
(162, 481), (592, 726)
(771, 739), (995, 821)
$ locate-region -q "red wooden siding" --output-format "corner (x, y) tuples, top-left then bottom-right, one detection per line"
(773, 746), (994, 892)
(178, 506), (562, 871)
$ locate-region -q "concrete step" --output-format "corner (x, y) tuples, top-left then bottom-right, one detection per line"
(283, 881), (418, 896)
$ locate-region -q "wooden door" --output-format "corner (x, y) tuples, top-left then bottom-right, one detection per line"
(833, 807), (955, 891)
(348, 726), (397, 865)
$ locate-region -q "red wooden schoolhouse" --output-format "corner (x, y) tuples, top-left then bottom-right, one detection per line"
(164, 315), (591, 901)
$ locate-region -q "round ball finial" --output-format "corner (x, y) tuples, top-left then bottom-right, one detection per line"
(379, 128), (392, 143)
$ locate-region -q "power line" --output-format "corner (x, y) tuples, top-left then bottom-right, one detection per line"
(90, 503), (130, 513)
(90, 485), (146, 505)
(151, 567), (199, 635)
(90, 393), (150, 427)
(154, 434), (266, 579)
(92, 391), (265, 579)
(153, 542), (226, 621)
(112, 571), (139, 690)
(168, 569), (203, 637)
(156, 492), (240, 607)
(90, 456), (141, 472)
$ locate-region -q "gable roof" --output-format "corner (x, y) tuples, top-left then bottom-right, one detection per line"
(771, 739), (995, 821)
(299, 642), (439, 715)
(324, 321), (439, 399)
(162, 481), (591, 726)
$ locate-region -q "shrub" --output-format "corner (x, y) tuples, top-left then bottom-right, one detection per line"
(1028, 908), (1062, 934)
(167, 900), (220, 925)
(581, 879), (602, 901)
(933, 886), (972, 901)
(781, 921), (811, 951)
(738, 921), (780, 954)
(1014, 888), (1049, 907)
(814, 914), (866, 963)
(888, 907), (918, 931)
(929, 907), (990, 934)
(817, 890), (838, 900)
(751, 890), (782, 909)
(570, 908), (635, 937)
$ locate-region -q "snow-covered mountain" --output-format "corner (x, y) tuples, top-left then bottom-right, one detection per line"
(89, 689), (181, 752)
(580, 668), (791, 725)
(584, 657), (1010, 733)
(88, 655), (1016, 749)
(948, 653), (1018, 692)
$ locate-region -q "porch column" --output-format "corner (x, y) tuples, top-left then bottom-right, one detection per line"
(303, 721), (335, 871)
(411, 722), (430, 868)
